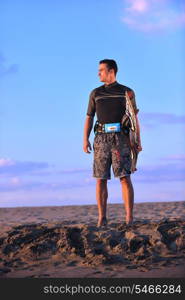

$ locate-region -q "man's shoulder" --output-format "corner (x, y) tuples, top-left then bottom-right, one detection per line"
(117, 83), (135, 99)
(92, 84), (105, 92)
(117, 83), (134, 92)
(89, 84), (104, 97)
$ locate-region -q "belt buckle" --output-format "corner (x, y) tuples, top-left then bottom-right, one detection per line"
(104, 123), (120, 133)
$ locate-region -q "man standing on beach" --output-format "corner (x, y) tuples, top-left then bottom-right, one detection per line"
(83, 59), (142, 227)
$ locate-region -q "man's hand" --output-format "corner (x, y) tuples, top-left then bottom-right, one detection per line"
(136, 144), (142, 152)
(131, 142), (142, 152)
(83, 140), (92, 154)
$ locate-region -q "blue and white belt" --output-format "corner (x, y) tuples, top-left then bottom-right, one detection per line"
(104, 122), (121, 133)
(94, 121), (122, 134)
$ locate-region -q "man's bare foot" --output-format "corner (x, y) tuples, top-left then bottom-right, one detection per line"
(97, 217), (107, 227)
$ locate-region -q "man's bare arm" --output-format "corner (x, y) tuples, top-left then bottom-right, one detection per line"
(83, 115), (94, 153)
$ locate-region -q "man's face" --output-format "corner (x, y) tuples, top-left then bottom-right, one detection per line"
(98, 63), (112, 82)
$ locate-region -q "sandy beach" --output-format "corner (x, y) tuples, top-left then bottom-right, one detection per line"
(0, 201), (185, 278)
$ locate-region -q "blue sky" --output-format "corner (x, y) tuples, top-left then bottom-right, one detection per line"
(0, 0), (185, 207)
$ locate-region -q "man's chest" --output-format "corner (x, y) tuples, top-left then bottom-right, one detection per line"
(94, 88), (126, 104)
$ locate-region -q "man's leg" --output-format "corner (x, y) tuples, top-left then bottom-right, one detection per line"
(96, 178), (108, 226)
(120, 175), (134, 224)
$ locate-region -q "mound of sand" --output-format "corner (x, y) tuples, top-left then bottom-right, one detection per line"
(0, 218), (185, 277)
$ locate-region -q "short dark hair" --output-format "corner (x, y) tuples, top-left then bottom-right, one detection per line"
(99, 59), (118, 75)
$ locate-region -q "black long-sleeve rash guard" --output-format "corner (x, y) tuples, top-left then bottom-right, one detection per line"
(86, 81), (139, 124)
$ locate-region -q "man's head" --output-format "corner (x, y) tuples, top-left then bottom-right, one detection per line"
(98, 59), (118, 83)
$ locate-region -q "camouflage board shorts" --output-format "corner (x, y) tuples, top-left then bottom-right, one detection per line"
(93, 131), (132, 180)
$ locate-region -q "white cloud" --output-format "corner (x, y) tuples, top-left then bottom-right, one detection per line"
(140, 112), (185, 128)
(162, 154), (185, 161)
(0, 158), (15, 167)
(122, 0), (185, 32)
(0, 159), (50, 176)
(11, 177), (21, 185)
(127, 0), (149, 13)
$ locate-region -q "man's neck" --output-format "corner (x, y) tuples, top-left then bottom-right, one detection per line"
(104, 78), (117, 86)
